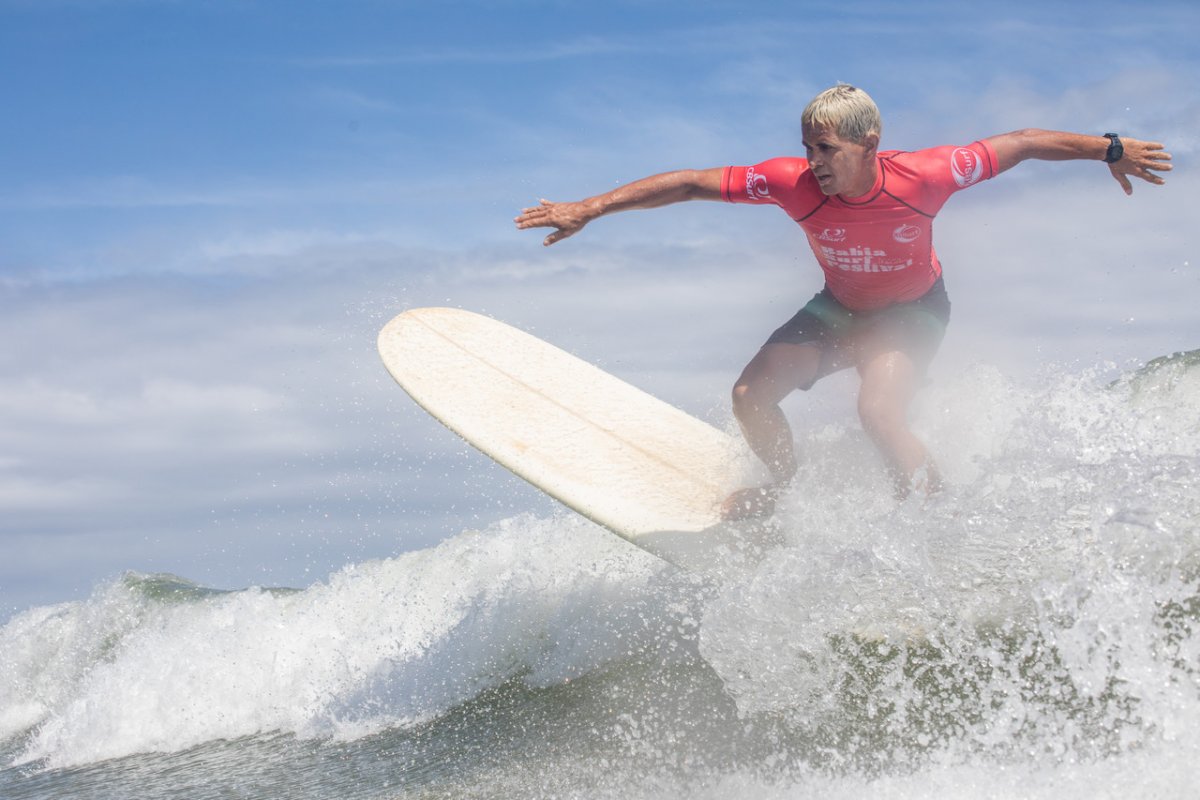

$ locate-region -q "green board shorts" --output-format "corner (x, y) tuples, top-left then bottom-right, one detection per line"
(764, 276), (951, 390)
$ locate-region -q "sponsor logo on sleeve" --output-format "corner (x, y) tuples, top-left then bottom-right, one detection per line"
(746, 167), (771, 200)
(951, 147), (984, 188)
(892, 223), (922, 243)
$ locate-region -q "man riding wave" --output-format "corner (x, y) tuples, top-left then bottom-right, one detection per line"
(516, 85), (1172, 519)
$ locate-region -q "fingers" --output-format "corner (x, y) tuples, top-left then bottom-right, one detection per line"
(1126, 140), (1174, 177)
(1110, 164), (1133, 194)
(513, 199), (555, 229)
(1137, 140), (1171, 158)
(519, 198), (554, 216)
(543, 225), (579, 246)
(1108, 170), (1128, 196)
(515, 199), (587, 246)
(1144, 145), (1173, 165)
(1139, 155), (1173, 174)
(1141, 169), (1168, 186)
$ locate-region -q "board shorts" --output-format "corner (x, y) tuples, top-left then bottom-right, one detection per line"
(764, 276), (951, 390)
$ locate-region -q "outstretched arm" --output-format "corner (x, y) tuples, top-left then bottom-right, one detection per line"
(986, 129), (1172, 195)
(514, 168), (724, 246)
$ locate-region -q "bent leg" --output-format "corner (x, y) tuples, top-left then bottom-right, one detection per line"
(856, 349), (941, 498)
(732, 342), (822, 481)
(723, 343), (822, 518)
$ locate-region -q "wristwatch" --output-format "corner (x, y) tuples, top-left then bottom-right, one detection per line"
(1103, 133), (1124, 164)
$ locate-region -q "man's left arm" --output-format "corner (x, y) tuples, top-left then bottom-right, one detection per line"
(986, 129), (1172, 195)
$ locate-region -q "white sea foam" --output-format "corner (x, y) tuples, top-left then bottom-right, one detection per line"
(699, 360), (1200, 767)
(1, 515), (675, 769)
(3, 358), (1199, 795)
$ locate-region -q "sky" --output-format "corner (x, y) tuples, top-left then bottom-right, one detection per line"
(1, 0), (1197, 619)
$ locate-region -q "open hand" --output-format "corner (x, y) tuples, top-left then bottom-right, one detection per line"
(1110, 138), (1173, 195)
(514, 199), (594, 246)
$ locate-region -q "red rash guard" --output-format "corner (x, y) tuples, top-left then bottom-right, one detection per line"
(721, 141), (999, 311)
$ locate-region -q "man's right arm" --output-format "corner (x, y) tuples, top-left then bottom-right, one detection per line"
(514, 168), (725, 246)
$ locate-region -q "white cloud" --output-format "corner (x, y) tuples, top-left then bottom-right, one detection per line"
(0, 475), (126, 513)
(139, 379), (284, 415)
(0, 380), (104, 424)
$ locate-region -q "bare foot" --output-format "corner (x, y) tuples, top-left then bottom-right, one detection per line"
(720, 485), (782, 521)
(893, 463), (944, 502)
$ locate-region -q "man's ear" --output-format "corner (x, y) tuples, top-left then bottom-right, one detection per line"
(862, 132), (880, 157)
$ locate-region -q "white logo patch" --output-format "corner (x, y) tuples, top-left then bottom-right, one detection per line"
(892, 223), (921, 243)
(746, 167), (770, 200)
(818, 227), (847, 242)
(951, 147), (984, 188)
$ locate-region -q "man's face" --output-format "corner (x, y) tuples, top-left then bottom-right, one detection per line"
(802, 122), (878, 198)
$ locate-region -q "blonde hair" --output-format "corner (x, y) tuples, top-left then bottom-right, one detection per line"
(802, 84), (882, 144)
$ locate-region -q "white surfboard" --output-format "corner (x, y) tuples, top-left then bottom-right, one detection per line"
(377, 307), (759, 568)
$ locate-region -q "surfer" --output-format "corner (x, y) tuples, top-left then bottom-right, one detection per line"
(515, 84), (1172, 519)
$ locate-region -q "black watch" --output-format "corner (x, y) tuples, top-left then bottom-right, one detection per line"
(1103, 133), (1124, 164)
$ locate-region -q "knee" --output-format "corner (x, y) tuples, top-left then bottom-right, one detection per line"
(732, 379), (780, 415)
(731, 381), (757, 416)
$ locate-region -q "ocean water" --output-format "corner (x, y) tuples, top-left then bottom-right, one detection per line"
(3, 356), (1199, 799)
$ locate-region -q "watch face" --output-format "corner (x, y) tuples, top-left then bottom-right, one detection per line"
(1105, 134), (1123, 163)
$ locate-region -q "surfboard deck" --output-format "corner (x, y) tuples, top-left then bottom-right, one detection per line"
(377, 307), (762, 569)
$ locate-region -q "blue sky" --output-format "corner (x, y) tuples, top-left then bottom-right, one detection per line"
(1, 0), (1197, 617)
